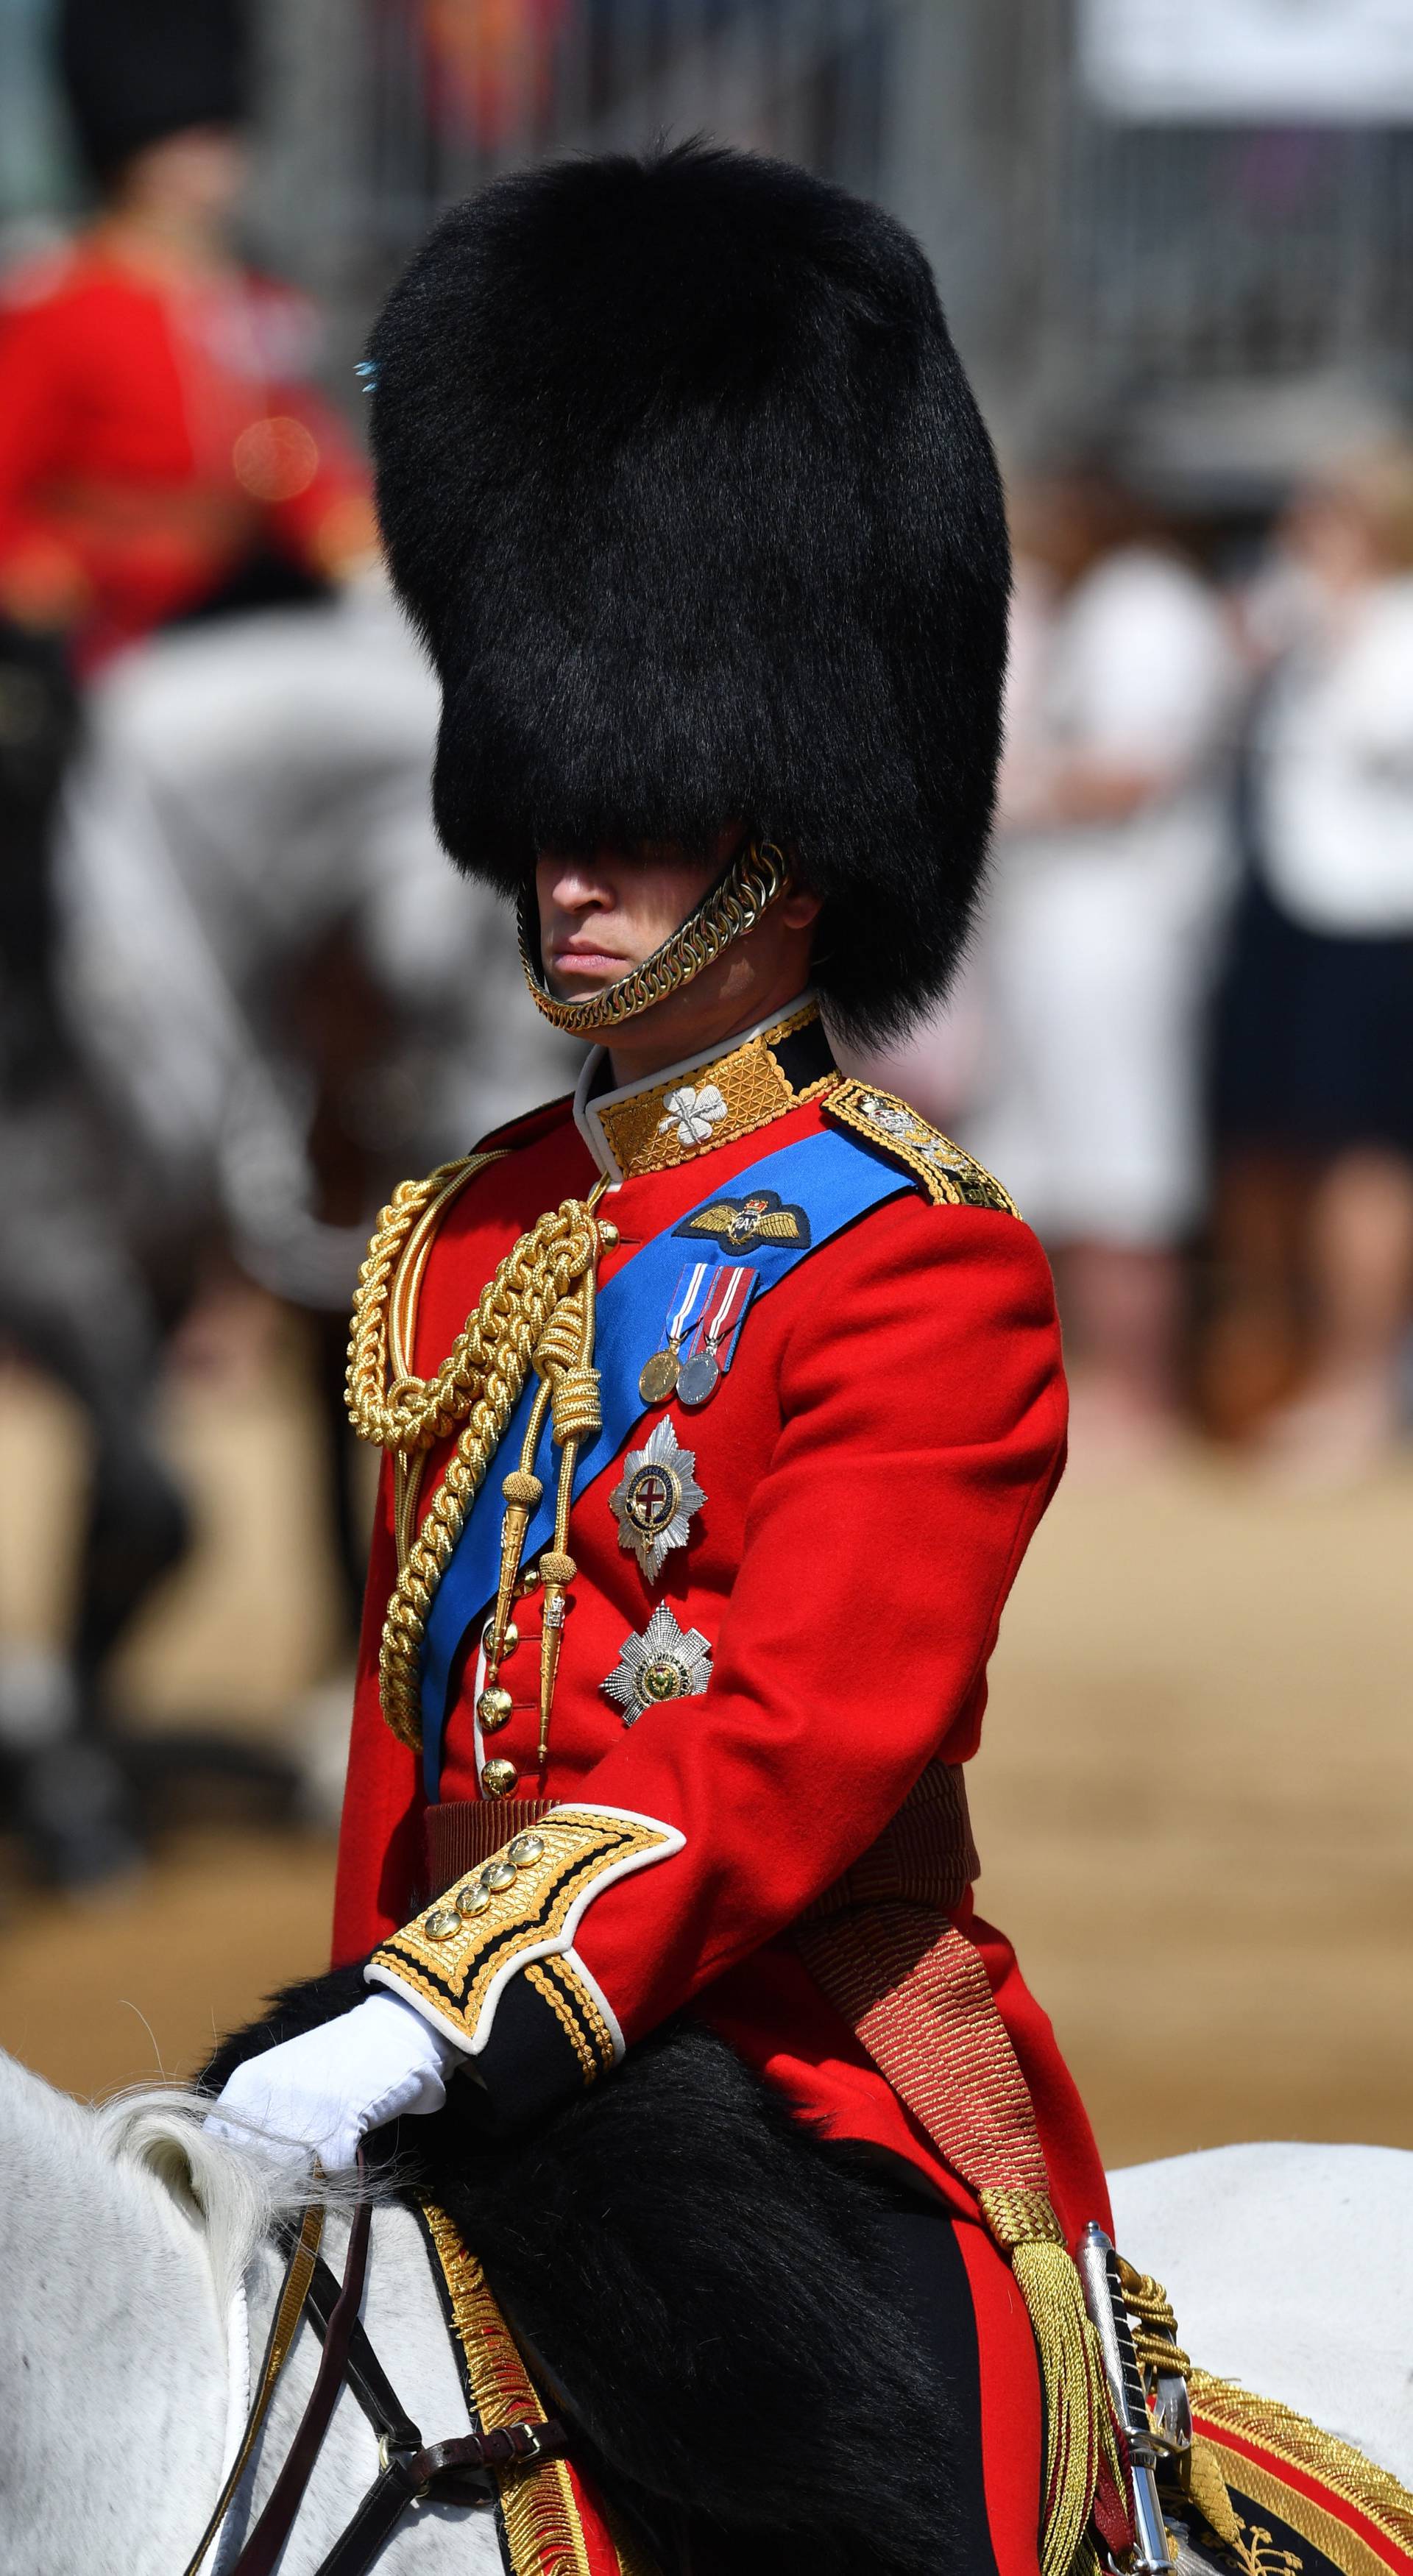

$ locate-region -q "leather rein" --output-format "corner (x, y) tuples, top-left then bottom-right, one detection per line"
(180, 2173), (567, 2576)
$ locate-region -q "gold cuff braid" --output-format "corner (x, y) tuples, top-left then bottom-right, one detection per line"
(369, 1805), (679, 2045)
(518, 840), (788, 1035)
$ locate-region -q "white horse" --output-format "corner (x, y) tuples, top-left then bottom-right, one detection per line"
(1, 2045), (1409, 2576)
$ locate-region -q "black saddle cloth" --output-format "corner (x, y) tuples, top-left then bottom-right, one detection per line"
(203, 1970), (984, 2576)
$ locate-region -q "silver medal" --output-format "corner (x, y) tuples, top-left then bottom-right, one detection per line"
(602, 1604), (713, 1725)
(676, 1348), (720, 1408)
(608, 1415), (706, 1583)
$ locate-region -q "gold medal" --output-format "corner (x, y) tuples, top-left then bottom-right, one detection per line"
(638, 1347), (680, 1406)
(637, 1259), (715, 1409)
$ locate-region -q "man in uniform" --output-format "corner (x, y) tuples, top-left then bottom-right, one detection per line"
(211, 144), (1124, 2576)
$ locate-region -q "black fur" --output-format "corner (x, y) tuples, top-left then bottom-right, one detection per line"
(59, 0), (251, 183)
(368, 141), (1010, 1044)
(204, 1982), (962, 2576)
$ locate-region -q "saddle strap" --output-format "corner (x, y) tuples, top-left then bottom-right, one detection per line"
(303, 2246), (423, 2452)
(225, 2188), (374, 2576)
(177, 2202), (325, 2576)
(310, 2423), (567, 2576)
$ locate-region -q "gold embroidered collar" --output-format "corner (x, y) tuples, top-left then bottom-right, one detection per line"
(576, 995), (838, 1183)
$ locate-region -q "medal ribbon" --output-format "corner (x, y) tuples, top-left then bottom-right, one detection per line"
(685, 1262), (757, 1370)
(419, 1124), (918, 1794)
(664, 1261), (714, 1352)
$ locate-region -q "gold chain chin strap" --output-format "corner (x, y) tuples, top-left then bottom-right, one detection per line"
(347, 1166), (610, 1750)
(518, 839), (789, 1036)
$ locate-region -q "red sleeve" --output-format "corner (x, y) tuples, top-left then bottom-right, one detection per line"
(0, 294), (88, 620)
(331, 1455), (425, 1963)
(567, 1204), (1066, 2040)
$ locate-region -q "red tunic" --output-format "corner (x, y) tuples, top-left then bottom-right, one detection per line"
(335, 1008), (1113, 2574)
(334, 1019), (1108, 2246)
(0, 241), (371, 665)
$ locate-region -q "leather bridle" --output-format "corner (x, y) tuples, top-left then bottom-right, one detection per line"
(180, 2172), (567, 2576)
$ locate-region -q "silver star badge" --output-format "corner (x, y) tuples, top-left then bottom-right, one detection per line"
(602, 1604), (713, 1726)
(608, 1414), (706, 1583)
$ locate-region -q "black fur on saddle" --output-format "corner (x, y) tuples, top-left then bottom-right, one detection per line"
(202, 1967), (962, 2576)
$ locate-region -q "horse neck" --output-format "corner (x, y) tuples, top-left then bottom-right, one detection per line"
(0, 2053), (230, 2576)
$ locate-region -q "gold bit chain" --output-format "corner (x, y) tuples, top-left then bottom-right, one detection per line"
(347, 1165), (612, 1749)
(517, 839), (788, 1036)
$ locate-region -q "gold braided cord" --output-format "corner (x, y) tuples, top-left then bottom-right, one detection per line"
(1115, 2257), (1194, 2381)
(1191, 2373), (1413, 2558)
(374, 1200), (606, 1748)
(346, 1149), (510, 1455)
(518, 840), (789, 1035)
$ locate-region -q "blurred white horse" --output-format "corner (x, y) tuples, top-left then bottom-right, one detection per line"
(1, 2046), (1409, 2576)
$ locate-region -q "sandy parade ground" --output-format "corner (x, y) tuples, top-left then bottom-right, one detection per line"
(1, 1322), (1410, 2172)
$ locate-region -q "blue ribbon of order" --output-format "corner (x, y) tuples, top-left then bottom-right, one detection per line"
(418, 1123), (913, 1796)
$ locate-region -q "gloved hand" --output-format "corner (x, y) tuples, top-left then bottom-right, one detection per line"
(205, 1991), (459, 2174)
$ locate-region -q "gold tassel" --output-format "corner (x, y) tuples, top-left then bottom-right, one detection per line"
(1183, 2438), (1242, 2549)
(980, 2190), (1110, 2576)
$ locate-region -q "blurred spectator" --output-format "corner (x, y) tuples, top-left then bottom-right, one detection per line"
(54, 583), (576, 1624)
(971, 468), (1238, 1468)
(0, 612), (187, 1887)
(1206, 450), (1413, 1481)
(0, 0), (571, 1885)
(0, 0), (375, 664)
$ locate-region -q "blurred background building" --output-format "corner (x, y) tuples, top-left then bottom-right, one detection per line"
(0, 0), (1408, 2165)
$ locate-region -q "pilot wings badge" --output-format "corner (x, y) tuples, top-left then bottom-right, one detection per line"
(673, 1188), (811, 1256)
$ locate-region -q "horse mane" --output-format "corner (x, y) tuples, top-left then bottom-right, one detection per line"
(92, 2084), (367, 2307)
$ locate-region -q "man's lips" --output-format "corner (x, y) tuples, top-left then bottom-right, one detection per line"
(550, 944), (628, 974)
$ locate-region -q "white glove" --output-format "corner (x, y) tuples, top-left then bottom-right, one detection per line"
(206, 1992), (458, 2175)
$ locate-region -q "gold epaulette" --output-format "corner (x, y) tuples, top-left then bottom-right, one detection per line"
(825, 1080), (1019, 1215)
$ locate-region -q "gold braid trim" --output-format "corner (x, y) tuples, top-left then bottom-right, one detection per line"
(524, 1961), (600, 2083)
(347, 1156), (608, 1748)
(1191, 2373), (1413, 2560)
(421, 2200), (595, 2576)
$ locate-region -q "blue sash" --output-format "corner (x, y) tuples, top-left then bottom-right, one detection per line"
(419, 1123), (913, 1794)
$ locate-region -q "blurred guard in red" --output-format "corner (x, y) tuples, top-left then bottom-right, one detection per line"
(0, 0), (372, 670)
(209, 146), (1168, 2576)
(0, 0), (374, 1889)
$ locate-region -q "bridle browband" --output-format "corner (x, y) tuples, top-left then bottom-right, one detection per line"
(518, 836), (789, 1035)
(180, 2170), (567, 2576)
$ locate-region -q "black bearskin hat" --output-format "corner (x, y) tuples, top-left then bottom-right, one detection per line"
(59, 0), (252, 185)
(369, 142), (1009, 1041)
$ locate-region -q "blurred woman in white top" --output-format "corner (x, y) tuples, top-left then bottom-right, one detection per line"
(1210, 448), (1413, 1481)
(971, 468), (1237, 1468)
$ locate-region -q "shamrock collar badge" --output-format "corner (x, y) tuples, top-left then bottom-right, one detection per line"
(608, 1414), (706, 1582)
